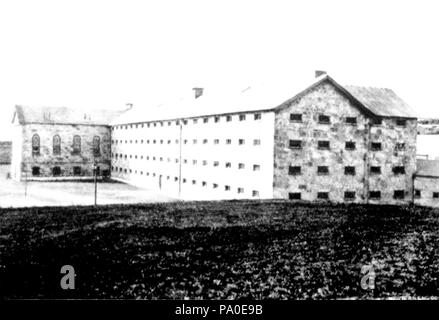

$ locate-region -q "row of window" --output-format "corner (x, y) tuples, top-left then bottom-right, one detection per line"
(31, 134), (102, 156)
(289, 140), (405, 151)
(112, 138), (261, 146)
(288, 165), (406, 176)
(289, 114), (407, 126)
(415, 190), (439, 199)
(111, 167), (260, 196)
(288, 190), (407, 200)
(113, 113), (263, 131)
(31, 166), (108, 176)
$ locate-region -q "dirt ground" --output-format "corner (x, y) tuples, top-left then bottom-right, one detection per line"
(0, 165), (174, 207)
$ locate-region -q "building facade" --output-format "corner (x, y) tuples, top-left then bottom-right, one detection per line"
(11, 106), (121, 181)
(111, 74), (418, 205)
(414, 159), (439, 207)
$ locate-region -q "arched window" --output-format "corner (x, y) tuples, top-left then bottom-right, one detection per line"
(73, 135), (81, 155)
(53, 135), (61, 155)
(93, 136), (101, 156)
(32, 134), (40, 155)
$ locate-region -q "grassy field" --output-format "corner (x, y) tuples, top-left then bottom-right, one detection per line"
(1, 201), (439, 299)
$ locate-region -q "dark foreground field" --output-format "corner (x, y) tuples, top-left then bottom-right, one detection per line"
(1, 201), (439, 299)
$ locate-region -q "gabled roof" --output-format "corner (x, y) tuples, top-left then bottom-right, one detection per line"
(417, 159), (439, 178)
(344, 85), (417, 118)
(111, 74), (417, 125)
(13, 105), (124, 126)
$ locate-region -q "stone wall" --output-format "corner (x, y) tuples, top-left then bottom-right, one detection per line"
(273, 80), (417, 205)
(414, 176), (439, 207)
(19, 123), (111, 180)
(0, 141), (12, 164)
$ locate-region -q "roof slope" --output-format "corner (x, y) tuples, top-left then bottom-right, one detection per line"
(110, 74), (417, 125)
(344, 86), (417, 118)
(14, 105), (124, 126)
(417, 159), (439, 177)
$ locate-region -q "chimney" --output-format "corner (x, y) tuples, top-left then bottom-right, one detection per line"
(193, 87), (204, 99)
(315, 70), (327, 78)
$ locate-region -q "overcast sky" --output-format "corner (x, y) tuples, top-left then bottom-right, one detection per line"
(0, 0), (438, 139)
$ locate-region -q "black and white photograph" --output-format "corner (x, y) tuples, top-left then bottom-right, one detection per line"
(1, 0), (439, 313)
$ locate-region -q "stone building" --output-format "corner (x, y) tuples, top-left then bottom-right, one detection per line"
(10, 105), (122, 181)
(111, 73), (418, 205)
(414, 159), (439, 207)
(0, 141), (12, 164)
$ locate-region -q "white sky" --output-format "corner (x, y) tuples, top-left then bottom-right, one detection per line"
(1, 0), (438, 139)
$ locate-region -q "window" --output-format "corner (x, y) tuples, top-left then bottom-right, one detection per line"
(214, 139), (219, 144)
(32, 167), (40, 176)
(225, 162), (231, 168)
(433, 192), (439, 199)
(215, 116), (220, 123)
(214, 161), (219, 167)
(371, 142), (382, 151)
(203, 118), (209, 123)
(370, 166), (381, 174)
(183, 178), (187, 183)
(289, 192), (301, 200)
(254, 113), (261, 120)
(184, 139), (188, 144)
(226, 139), (232, 145)
(193, 119), (198, 124)
(317, 192), (329, 200)
(225, 185), (231, 191)
(192, 180), (196, 185)
(415, 189), (421, 199)
(372, 118), (382, 125)
(73, 166), (81, 176)
(366, 191), (381, 200)
(193, 139), (197, 144)
(239, 139), (245, 145)
(253, 164), (260, 171)
(73, 135), (81, 154)
(289, 140), (302, 149)
(344, 166), (356, 175)
(318, 141), (330, 150)
(213, 183), (218, 189)
(237, 187), (244, 194)
(318, 115), (330, 124)
(344, 191), (356, 200)
(32, 134), (40, 155)
(193, 160), (197, 165)
(202, 181), (207, 187)
(396, 119), (407, 126)
(252, 190), (259, 197)
(203, 160), (208, 166)
(253, 139), (261, 146)
(395, 143), (406, 151)
(345, 117), (357, 124)
(288, 166), (301, 175)
(239, 114), (246, 121)
(53, 135), (61, 155)
(203, 139), (208, 144)
(238, 163), (245, 169)
(226, 115), (232, 122)
(52, 166), (61, 176)
(317, 166), (329, 175)
(392, 166), (405, 175)
(394, 190), (405, 199)
(290, 113), (302, 122)
(345, 141), (356, 150)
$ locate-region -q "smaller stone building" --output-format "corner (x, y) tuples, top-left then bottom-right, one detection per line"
(11, 105), (123, 181)
(414, 159), (439, 207)
(0, 141), (12, 164)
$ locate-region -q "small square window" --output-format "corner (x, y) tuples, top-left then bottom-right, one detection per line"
(239, 139), (245, 145)
(396, 119), (407, 126)
(318, 141), (330, 150)
(226, 139), (232, 145)
(32, 167), (40, 176)
(288, 166), (301, 175)
(253, 139), (261, 146)
(345, 117), (357, 124)
(370, 166), (381, 174)
(318, 115), (330, 124)
(239, 114), (246, 121)
(226, 115), (232, 122)
(213, 183), (218, 189)
(237, 187), (244, 194)
(344, 166), (356, 175)
(238, 163), (245, 169)
(290, 113), (302, 122)
(395, 143), (406, 151)
(73, 166), (81, 176)
(392, 166), (405, 175)
(225, 162), (231, 168)
(215, 116), (220, 123)
(344, 191), (356, 200)
(214, 139), (219, 144)
(225, 185), (231, 191)
(253, 164), (260, 171)
(289, 140), (302, 149)
(192, 180), (196, 185)
(214, 161), (219, 167)
(202, 181), (207, 187)
(289, 192), (301, 200)
(203, 118), (209, 123)
(345, 141), (356, 150)
(371, 142), (382, 151)
(415, 189), (421, 198)
(317, 166), (329, 175)
(433, 192), (439, 199)
(203, 139), (208, 144)
(254, 113), (261, 120)
(394, 190), (405, 199)
(317, 192), (329, 200)
(252, 190), (259, 197)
